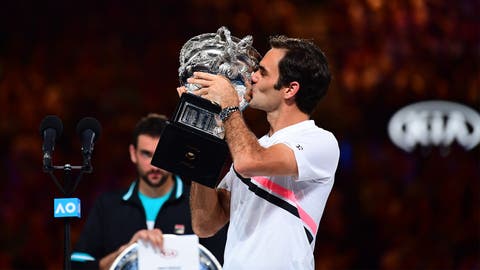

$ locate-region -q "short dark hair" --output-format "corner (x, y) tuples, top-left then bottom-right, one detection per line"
(132, 113), (168, 147)
(269, 35), (331, 115)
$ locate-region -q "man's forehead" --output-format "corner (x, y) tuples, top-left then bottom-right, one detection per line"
(260, 48), (286, 70)
(137, 134), (160, 145)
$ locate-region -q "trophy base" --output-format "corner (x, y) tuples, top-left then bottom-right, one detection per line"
(151, 121), (230, 188)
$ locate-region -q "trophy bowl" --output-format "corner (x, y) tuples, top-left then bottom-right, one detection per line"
(178, 26), (261, 111)
(110, 241), (222, 270)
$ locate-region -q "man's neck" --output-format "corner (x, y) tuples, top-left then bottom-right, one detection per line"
(267, 109), (309, 136)
(138, 175), (175, 198)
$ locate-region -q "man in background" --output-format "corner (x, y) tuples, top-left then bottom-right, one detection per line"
(71, 113), (226, 270)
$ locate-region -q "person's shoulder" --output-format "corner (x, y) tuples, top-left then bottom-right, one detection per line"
(300, 119), (331, 134)
(295, 122), (339, 152)
(312, 126), (339, 146)
(293, 120), (335, 137)
(314, 126), (337, 139)
(99, 189), (126, 199)
(94, 185), (132, 205)
(173, 177), (191, 200)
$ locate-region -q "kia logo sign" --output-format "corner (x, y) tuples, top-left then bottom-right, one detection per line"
(388, 101), (480, 152)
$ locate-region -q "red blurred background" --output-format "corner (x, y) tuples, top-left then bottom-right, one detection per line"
(0, 0), (478, 269)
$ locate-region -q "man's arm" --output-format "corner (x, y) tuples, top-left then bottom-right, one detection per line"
(186, 72), (298, 178)
(98, 244), (129, 270)
(223, 111), (298, 178)
(190, 182), (230, 237)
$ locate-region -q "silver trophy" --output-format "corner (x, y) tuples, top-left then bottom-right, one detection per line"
(176, 26), (260, 139)
(179, 26), (261, 112)
(152, 26), (260, 187)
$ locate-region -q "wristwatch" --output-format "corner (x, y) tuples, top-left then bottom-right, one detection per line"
(219, 106), (240, 122)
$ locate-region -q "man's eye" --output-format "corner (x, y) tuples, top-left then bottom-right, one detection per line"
(140, 151), (152, 158)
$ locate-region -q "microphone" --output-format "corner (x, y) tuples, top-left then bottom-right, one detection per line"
(39, 115), (63, 172)
(76, 117), (102, 172)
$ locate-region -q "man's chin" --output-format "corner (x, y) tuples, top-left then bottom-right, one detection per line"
(143, 176), (168, 188)
(248, 101), (259, 110)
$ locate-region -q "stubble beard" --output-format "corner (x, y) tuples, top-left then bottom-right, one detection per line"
(141, 171), (169, 188)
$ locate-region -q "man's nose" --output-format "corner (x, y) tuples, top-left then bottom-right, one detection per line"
(251, 71), (258, 83)
(149, 161), (160, 169)
(147, 158), (158, 168)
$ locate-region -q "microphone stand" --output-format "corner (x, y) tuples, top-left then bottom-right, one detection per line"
(45, 160), (92, 270)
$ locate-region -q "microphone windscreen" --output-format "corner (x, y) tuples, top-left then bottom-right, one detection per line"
(39, 115), (63, 137)
(76, 117), (102, 141)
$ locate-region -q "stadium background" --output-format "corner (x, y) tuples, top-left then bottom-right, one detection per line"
(0, 0), (478, 269)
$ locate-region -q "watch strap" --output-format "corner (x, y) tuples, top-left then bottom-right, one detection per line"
(219, 106), (240, 122)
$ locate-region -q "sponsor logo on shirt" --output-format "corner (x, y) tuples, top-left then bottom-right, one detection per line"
(174, 224), (185, 234)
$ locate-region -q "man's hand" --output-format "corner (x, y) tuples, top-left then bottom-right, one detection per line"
(176, 86), (187, 97)
(186, 72), (240, 108)
(128, 229), (164, 252)
(99, 229), (164, 270)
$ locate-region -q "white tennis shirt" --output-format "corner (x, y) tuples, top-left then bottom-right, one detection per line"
(218, 120), (340, 270)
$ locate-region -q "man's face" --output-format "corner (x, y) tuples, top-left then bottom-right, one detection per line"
(249, 48), (287, 111)
(129, 134), (171, 188)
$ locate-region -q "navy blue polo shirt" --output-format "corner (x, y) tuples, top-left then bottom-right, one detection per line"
(71, 176), (227, 269)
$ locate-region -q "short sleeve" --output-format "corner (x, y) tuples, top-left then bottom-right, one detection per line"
(283, 131), (339, 182)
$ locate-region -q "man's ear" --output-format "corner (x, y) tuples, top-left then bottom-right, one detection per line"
(284, 81), (300, 99)
(129, 144), (137, 163)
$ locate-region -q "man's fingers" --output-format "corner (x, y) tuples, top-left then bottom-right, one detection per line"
(195, 88), (208, 97)
(130, 229), (164, 252)
(146, 229), (164, 252)
(130, 230), (146, 243)
(177, 86), (187, 97)
(187, 77), (211, 87)
(192, 71), (215, 79)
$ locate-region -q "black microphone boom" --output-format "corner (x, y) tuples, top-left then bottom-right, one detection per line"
(76, 117), (102, 172)
(39, 115), (63, 172)
(39, 116), (100, 270)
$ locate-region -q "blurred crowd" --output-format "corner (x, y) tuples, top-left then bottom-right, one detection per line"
(0, 0), (478, 269)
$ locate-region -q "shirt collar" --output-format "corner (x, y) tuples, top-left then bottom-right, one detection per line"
(122, 175), (184, 201)
(268, 120), (315, 138)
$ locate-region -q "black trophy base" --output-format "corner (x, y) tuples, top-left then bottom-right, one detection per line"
(151, 121), (230, 188)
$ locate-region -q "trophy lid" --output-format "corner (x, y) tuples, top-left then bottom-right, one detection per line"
(178, 26), (261, 110)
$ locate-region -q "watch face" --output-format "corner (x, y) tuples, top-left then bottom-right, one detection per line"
(111, 242), (222, 270)
(219, 109), (228, 121)
(220, 107), (240, 121)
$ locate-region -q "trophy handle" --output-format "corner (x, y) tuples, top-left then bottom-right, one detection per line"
(110, 242), (138, 270)
(199, 243), (223, 270)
